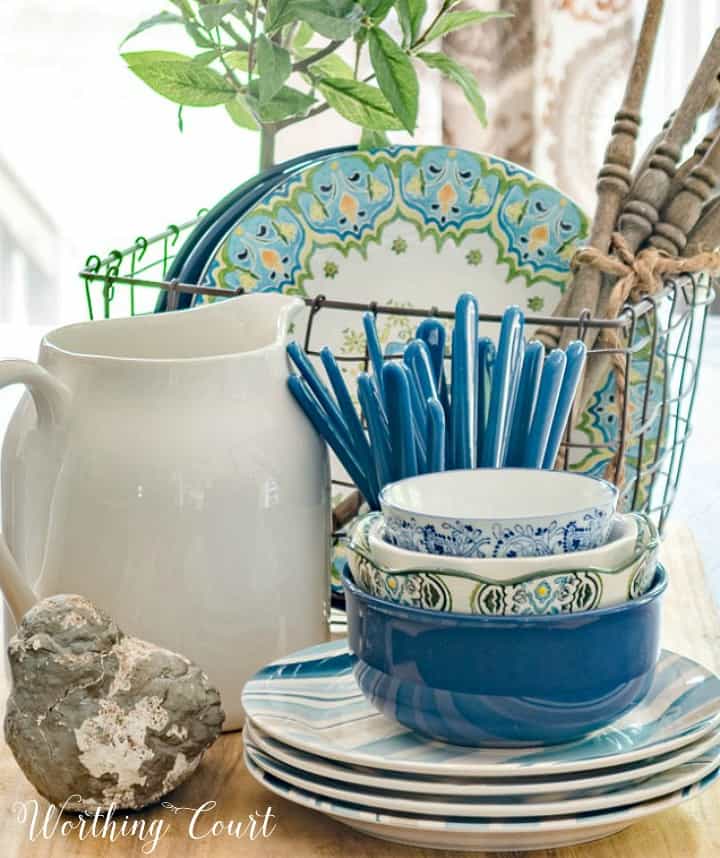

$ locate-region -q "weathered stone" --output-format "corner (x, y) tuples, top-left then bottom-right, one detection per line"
(4, 594), (224, 812)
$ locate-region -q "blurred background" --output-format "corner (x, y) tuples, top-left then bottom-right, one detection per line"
(0, 0), (719, 586)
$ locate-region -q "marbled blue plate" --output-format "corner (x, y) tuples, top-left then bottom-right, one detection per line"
(241, 640), (720, 777)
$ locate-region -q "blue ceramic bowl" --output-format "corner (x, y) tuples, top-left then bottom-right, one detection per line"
(380, 469), (618, 558)
(343, 563), (666, 747)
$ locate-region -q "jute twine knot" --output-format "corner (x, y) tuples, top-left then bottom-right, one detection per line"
(570, 232), (720, 486)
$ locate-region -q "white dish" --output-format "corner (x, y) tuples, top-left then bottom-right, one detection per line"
(380, 469), (618, 557)
(241, 641), (720, 777)
(244, 750), (720, 852)
(245, 740), (720, 818)
(244, 718), (720, 797)
(347, 511), (659, 614)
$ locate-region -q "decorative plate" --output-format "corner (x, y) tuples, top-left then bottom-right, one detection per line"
(244, 718), (720, 797)
(244, 749), (720, 852)
(197, 145), (665, 508)
(246, 738), (720, 817)
(241, 640), (720, 777)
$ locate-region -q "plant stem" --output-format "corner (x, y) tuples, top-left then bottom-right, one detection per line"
(292, 40), (345, 72)
(259, 124), (276, 170)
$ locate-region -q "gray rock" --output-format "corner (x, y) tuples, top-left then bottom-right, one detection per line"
(5, 594), (224, 812)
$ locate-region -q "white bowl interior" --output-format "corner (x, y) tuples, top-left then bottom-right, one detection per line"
(380, 469), (617, 521)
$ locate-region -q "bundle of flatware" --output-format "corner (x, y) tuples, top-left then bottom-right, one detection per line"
(537, 0), (720, 422)
(287, 293), (586, 510)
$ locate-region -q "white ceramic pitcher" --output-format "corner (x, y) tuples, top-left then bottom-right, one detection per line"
(0, 293), (330, 729)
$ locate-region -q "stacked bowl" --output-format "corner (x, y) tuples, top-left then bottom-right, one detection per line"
(344, 467), (661, 747)
(242, 468), (720, 849)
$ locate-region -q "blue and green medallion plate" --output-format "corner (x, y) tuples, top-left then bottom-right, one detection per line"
(197, 145), (666, 511)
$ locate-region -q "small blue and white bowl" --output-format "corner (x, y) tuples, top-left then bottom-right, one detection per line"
(343, 562), (666, 747)
(380, 469), (618, 558)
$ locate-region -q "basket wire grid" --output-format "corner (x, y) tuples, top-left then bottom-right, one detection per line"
(80, 217), (715, 534)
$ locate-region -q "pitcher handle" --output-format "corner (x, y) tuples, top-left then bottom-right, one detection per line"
(0, 360), (69, 622)
(0, 360), (70, 426)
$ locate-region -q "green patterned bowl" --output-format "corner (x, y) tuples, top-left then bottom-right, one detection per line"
(346, 513), (659, 615)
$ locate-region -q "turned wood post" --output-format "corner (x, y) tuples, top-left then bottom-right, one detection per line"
(650, 129), (720, 254)
(618, 32), (720, 253)
(537, 0), (663, 351)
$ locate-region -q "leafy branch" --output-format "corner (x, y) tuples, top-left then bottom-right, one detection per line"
(121, 0), (513, 170)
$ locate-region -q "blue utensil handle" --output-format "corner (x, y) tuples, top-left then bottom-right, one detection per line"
(481, 306), (524, 468)
(523, 349), (566, 469)
(286, 342), (351, 447)
(401, 364), (428, 473)
(358, 372), (393, 491)
(475, 337), (495, 464)
(427, 398), (446, 473)
(383, 362), (418, 480)
(542, 340), (587, 469)
(500, 335), (526, 466)
(320, 346), (378, 502)
(506, 339), (544, 467)
(416, 318), (450, 429)
(287, 375), (377, 508)
(451, 293), (479, 470)
(405, 339), (438, 402)
(362, 313), (386, 402)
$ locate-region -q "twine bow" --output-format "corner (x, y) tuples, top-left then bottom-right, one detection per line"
(569, 232), (720, 486)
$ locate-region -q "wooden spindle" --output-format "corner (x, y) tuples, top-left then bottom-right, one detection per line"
(649, 128), (720, 254)
(618, 32), (720, 253)
(685, 194), (720, 256)
(535, 0), (663, 352)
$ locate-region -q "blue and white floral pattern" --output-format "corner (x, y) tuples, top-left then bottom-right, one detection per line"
(383, 508), (612, 558)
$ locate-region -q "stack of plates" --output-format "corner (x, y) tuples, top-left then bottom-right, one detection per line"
(242, 640), (720, 852)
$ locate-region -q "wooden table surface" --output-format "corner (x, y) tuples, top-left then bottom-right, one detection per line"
(1, 522), (719, 858)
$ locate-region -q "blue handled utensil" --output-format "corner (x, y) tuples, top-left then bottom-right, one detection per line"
(401, 364), (429, 473)
(416, 318), (450, 423)
(506, 339), (544, 467)
(362, 312), (386, 401)
(500, 335), (526, 466)
(523, 349), (566, 469)
(542, 340), (587, 469)
(475, 337), (495, 464)
(320, 346), (378, 502)
(481, 306), (524, 468)
(287, 375), (377, 508)
(405, 339), (438, 402)
(427, 398), (446, 473)
(451, 293), (479, 470)
(357, 372), (393, 491)
(287, 341), (351, 449)
(383, 362), (418, 480)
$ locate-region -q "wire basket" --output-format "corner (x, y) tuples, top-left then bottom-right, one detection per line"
(80, 216), (715, 534)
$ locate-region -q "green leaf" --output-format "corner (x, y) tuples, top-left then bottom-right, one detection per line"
(318, 77), (404, 130)
(178, 105), (184, 132)
(120, 12), (184, 47)
(266, 0), (362, 39)
(169, 0), (195, 17)
(296, 1), (363, 39)
(192, 49), (221, 65)
(224, 50), (249, 70)
(247, 82), (315, 121)
(199, 1), (244, 28)
(397, 0), (426, 45)
(421, 9), (513, 44)
(294, 47), (354, 78)
(256, 35), (292, 102)
(368, 29), (418, 134)
(359, 127), (390, 148)
(185, 21), (216, 48)
(225, 93), (260, 129)
(361, 0), (395, 22)
(122, 51), (237, 106)
(293, 21), (315, 48)
(124, 50), (190, 66)
(417, 51), (486, 125)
